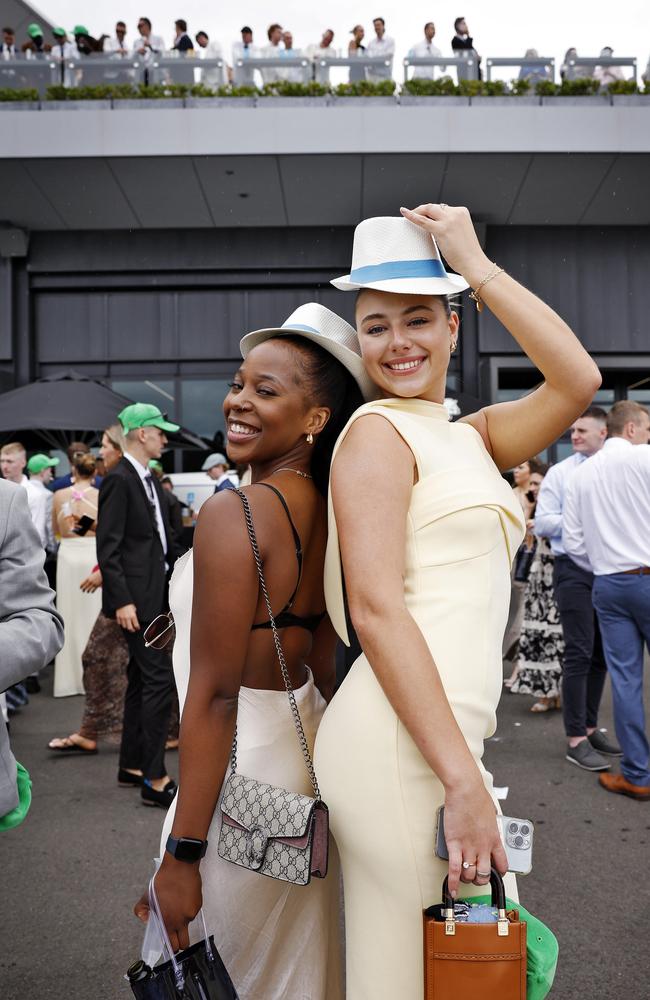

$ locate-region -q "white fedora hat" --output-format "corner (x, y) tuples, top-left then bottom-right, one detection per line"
(331, 216), (469, 295)
(240, 302), (379, 402)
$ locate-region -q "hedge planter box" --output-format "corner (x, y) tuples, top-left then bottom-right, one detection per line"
(0, 101), (40, 110)
(540, 95), (610, 106)
(112, 98), (185, 110)
(329, 96), (397, 106)
(610, 94), (650, 105)
(399, 95), (470, 106)
(45, 100), (112, 111)
(257, 96), (329, 107)
(184, 96), (256, 108)
(470, 96), (540, 106)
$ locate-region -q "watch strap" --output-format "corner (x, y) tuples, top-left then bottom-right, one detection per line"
(165, 834), (208, 862)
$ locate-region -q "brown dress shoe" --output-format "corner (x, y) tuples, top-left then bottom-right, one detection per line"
(599, 773), (650, 800)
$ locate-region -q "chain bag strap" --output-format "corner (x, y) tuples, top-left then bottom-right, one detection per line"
(231, 488), (320, 799)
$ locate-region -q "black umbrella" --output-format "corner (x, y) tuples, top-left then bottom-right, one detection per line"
(0, 370), (207, 451)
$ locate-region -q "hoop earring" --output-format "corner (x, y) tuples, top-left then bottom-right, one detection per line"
(306, 432), (314, 445)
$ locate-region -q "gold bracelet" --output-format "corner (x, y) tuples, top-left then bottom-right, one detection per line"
(468, 264), (505, 312)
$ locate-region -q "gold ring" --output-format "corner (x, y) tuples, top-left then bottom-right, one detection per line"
(461, 861), (477, 870)
(476, 870), (491, 878)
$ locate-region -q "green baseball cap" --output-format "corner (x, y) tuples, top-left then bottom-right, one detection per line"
(73, 25), (90, 36)
(118, 402), (180, 435)
(27, 23), (43, 39)
(52, 27), (66, 37)
(27, 454), (60, 475)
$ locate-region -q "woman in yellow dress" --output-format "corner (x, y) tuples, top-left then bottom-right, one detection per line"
(314, 204), (601, 999)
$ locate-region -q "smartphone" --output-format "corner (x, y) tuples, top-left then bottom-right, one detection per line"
(434, 805), (533, 875)
(73, 514), (95, 536)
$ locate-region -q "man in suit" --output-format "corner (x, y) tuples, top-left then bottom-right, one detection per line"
(97, 403), (180, 808)
(202, 452), (237, 493)
(1, 480), (64, 826)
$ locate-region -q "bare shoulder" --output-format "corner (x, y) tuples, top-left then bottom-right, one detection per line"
(335, 412), (415, 474)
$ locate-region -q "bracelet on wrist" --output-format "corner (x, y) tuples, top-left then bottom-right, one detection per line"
(469, 264), (505, 312)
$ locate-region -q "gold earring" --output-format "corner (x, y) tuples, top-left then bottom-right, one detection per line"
(306, 432), (314, 445)
(450, 341), (458, 354)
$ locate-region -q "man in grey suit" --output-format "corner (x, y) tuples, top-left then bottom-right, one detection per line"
(1, 480), (64, 822)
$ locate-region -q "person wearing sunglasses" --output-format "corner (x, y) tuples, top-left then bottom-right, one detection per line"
(134, 304), (375, 999)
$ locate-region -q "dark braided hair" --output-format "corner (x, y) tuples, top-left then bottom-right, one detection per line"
(275, 335), (364, 496)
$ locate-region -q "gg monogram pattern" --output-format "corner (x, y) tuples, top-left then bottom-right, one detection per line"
(218, 773), (315, 885)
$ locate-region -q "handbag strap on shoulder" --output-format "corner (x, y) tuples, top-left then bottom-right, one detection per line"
(231, 488), (321, 799)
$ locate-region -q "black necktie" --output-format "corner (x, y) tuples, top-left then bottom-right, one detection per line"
(144, 473), (156, 506)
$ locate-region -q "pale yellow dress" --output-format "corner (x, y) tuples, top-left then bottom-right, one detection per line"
(314, 397), (526, 1000)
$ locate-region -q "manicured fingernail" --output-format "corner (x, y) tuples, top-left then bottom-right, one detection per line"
(451, 889), (457, 899)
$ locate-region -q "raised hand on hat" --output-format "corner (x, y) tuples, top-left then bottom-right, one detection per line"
(400, 203), (490, 288)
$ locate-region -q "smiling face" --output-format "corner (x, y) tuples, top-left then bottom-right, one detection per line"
(571, 416), (606, 456)
(224, 339), (329, 472)
(355, 290), (458, 401)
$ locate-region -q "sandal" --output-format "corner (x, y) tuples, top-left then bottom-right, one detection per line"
(48, 735), (98, 755)
(530, 697), (561, 713)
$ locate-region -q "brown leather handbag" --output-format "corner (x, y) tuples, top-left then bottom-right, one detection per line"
(423, 869), (527, 999)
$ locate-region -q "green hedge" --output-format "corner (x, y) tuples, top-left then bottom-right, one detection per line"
(261, 80), (329, 97)
(333, 79), (396, 97)
(0, 87), (39, 102)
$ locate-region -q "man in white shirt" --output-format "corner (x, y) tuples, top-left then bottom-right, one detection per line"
(408, 22), (443, 79)
(305, 29), (335, 85)
(366, 17), (395, 82)
(50, 27), (77, 87)
(232, 26), (257, 86)
(279, 30), (304, 83)
(104, 21), (129, 55)
(535, 407), (620, 772)
(24, 454), (58, 551)
(1, 26), (17, 58)
(195, 30), (228, 87)
(261, 23), (284, 84)
(563, 401), (650, 800)
(132, 17), (165, 60)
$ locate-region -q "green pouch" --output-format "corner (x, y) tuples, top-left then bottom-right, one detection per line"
(465, 894), (559, 1000)
(0, 761), (32, 831)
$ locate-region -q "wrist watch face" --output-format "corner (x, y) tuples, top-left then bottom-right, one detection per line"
(171, 836), (205, 862)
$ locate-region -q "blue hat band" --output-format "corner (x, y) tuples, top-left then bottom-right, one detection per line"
(349, 258), (448, 283)
(281, 322), (321, 335)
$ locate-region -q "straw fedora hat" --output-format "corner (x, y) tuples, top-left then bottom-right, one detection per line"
(240, 302), (379, 402)
(331, 216), (469, 295)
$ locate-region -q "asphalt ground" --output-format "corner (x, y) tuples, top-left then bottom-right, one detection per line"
(2, 661), (649, 1000)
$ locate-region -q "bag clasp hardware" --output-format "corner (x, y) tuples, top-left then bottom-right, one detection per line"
(246, 826), (270, 869)
(497, 909), (510, 936)
(444, 907), (456, 936)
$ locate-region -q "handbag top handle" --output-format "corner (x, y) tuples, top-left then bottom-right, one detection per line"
(231, 488), (321, 799)
(441, 867), (510, 936)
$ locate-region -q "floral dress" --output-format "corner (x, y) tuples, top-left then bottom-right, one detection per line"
(510, 537), (564, 698)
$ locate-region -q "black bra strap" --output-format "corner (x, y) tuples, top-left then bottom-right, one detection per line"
(254, 483), (303, 607)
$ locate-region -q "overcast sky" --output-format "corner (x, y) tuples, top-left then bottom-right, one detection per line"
(36, 0), (650, 78)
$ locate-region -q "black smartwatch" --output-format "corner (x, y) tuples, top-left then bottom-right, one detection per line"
(165, 835), (208, 863)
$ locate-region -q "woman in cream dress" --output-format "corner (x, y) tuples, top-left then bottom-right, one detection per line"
(314, 205), (601, 999)
(52, 451), (102, 697)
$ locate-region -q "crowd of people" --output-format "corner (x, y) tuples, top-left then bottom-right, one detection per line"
(2, 204), (649, 998)
(1, 17), (648, 87)
(503, 401), (650, 797)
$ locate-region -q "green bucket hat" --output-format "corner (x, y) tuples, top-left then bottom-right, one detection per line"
(0, 762), (32, 832)
(467, 894), (559, 1000)
(118, 402), (180, 435)
(27, 23), (43, 39)
(27, 454), (60, 475)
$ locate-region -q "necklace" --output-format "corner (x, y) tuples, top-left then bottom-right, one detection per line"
(272, 467), (313, 480)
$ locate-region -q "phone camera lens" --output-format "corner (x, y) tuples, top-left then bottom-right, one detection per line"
(514, 834), (524, 848)
(508, 822), (518, 834)
(520, 824), (530, 836)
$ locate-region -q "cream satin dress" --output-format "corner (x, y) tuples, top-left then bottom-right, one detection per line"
(314, 397), (525, 1000)
(159, 550), (344, 1000)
